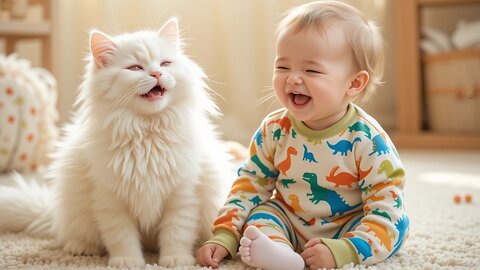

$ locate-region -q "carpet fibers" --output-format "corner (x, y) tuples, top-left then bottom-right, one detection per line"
(1, 150), (479, 270)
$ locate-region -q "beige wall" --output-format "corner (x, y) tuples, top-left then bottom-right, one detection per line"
(6, 0), (397, 145)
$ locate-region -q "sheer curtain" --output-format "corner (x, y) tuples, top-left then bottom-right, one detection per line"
(53, 0), (393, 144)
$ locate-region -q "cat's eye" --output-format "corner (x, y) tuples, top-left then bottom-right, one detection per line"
(127, 65), (144, 71)
(161, 61), (172, 67)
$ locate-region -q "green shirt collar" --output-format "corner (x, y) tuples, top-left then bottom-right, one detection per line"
(290, 103), (357, 140)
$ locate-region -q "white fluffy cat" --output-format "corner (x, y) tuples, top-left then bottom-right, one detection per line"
(0, 18), (233, 268)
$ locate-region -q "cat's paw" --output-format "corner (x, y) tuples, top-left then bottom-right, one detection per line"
(63, 239), (104, 256)
(109, 256), (146, 269)
(158, 254), (196, 267)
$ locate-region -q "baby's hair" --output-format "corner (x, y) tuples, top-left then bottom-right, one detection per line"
(277, 0), (384, 103)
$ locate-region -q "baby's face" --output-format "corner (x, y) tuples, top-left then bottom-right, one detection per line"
(273, 22), (356, 130)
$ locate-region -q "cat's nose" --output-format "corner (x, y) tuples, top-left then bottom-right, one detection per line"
(150, 71), (161, 79)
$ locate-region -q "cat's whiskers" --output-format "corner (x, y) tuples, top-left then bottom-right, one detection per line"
(256, 86), (279, 111)
(265, 96), (280, 112)
(119, 89), (138, 109)
(131, 80), (150, 114)
(120, 82), (147, 108)
(204, 78), (226, 103)
(256, 92), (276, 106)
(112, 85), (138, 110)
(112, 80), (152, 111)
(256, 86), (276, 106)
(112, 81), (139, 108)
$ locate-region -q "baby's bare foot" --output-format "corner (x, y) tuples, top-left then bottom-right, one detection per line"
(238, 226), (304, 270)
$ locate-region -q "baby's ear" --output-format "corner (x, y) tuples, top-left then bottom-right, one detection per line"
(90, 30), (116, 68)
(158, 17), (179, 48)
(347, 70), (369, 97)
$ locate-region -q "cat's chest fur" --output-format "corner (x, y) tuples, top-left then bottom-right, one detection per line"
(84, 113), (202, 227)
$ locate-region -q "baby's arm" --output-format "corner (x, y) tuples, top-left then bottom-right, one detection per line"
(199, 117), (279, 265)
(323, 131), (409, 266)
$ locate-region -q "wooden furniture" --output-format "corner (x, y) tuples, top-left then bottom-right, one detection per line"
(394, 0), (480, 149)
(0, 0), (54, 71)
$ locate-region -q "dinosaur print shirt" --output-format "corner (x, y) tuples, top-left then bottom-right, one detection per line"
(208, 103), (409, 267)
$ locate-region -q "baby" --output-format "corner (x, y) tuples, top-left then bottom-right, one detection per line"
(197, 1), (409, 269)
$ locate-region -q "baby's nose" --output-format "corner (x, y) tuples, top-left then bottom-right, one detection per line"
(287, 73), (303, 84)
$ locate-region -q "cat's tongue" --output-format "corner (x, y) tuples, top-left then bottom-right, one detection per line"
(293, 94), (311, 106)
(141, 86), (164, 101)
(149, 88), (162, 97)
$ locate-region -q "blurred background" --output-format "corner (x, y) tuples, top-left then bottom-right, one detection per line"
(1, 0), (479, 148)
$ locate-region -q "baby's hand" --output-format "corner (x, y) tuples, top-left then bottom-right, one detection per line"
(300, 238), (336, 270)
(196, 243), (229, 269)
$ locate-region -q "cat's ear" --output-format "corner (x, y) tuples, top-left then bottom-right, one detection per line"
(158, 17), (179, 48)
(90, 30), (117, 68)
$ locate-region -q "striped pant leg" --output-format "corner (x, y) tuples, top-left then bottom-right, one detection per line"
(244, 203), (296, 249)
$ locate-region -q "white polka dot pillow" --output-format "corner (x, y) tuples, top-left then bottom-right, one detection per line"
(0, 54), (58, 173)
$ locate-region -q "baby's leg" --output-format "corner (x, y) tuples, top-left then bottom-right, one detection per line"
(238, 206), (304, 270)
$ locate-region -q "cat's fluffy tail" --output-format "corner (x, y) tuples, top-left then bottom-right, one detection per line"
(0, 172), (54, 238)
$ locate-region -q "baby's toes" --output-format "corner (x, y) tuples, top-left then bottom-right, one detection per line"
(239, 245), (250, 257)
(239, 246), (251, 263)
(243, 226), (261, 240)
(240, 236), (252, 247)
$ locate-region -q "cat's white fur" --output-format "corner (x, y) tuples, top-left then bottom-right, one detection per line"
(0, 18), (233, 268)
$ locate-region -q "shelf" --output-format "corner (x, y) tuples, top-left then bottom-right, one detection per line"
(394, 0), (480, 149)
(419, 0), (480, 6)
(393, 132), (480, 149)
(0, 0), (54, 71)
(0, 21), (51, 37)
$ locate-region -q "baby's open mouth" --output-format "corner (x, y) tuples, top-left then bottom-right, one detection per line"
(290, 93), (311, 106)
(140, 85), (167, 101)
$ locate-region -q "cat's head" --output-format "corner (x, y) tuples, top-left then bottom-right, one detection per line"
(80, 18), (217, 117)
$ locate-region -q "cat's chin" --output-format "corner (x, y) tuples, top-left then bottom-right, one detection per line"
(133, 95), (170, 115)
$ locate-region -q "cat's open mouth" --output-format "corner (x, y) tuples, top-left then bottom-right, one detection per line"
(139, 85), (167, 101)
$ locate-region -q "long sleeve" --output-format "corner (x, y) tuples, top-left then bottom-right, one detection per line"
(323, 128), (409, 266)
(207, 115), (280, 257)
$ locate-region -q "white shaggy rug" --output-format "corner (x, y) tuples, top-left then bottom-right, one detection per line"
(1, 150), (480, 270)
